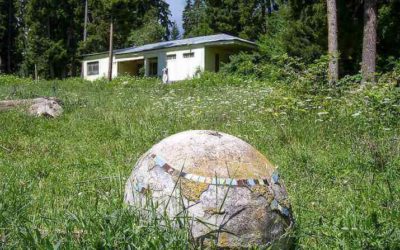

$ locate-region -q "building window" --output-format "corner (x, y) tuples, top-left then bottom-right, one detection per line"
(183, 52), (195, 58)
(167, 54), (176, 60)
(87, 61), (99, 76)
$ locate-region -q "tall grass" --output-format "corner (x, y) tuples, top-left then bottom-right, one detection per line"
(0, 74), (399, 249)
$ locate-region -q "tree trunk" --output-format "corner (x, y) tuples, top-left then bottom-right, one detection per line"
(108, 19), (114, 82)
(327, 0), (339, 85)
(361, 0), (377, 84)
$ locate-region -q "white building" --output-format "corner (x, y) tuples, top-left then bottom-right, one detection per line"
(82, 34), (257, 82)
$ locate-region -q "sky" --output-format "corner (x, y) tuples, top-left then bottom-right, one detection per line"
(166, 0), (185, 34)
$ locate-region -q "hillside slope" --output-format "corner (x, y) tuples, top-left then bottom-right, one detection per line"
(0, 75), (399, 248)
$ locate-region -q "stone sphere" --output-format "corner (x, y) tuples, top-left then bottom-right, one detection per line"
(124, 130), (293, 248)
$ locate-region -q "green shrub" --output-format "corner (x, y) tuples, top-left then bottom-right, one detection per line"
(0, 74), (34, 85)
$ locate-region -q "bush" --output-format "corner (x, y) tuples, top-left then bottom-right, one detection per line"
(0, 74), (34, 85)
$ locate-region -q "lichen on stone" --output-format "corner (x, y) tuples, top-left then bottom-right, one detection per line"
(180, 179), (210, 201)
(218, 232), (230, 247)
(251, 185), (274, 202)
(203, 207), (226, 215)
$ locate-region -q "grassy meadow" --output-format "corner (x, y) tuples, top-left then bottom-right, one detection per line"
(0, 74), (399, 249)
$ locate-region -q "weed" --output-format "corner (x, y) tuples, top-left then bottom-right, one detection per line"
(0, 74), (399, 249)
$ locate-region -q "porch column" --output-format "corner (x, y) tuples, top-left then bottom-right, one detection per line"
(144, 57), (149, 77)
(113, 60), (118, 78)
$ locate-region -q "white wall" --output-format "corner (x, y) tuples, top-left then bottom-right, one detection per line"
(83, 46), (206, 82)
(164, 47), (205, 82)
(83, 56), (117, 81)
(141, 46), (205, 82)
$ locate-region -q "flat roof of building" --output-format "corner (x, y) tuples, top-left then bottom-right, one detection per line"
(82, 34), (257, 58)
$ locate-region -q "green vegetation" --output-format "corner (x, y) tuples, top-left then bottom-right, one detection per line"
(1, 0), (400, 81)
(183, 0), (400, 76)
(1, 0), (399, 248)
(0, 0), (171, 78)
(0, 72), (399, 248)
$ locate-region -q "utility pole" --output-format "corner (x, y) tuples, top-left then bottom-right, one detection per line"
(108, 18), (114, 81)
(81, 0), (89, 78)
(83, 0), (88, 41)
(35, 64), (38, 83)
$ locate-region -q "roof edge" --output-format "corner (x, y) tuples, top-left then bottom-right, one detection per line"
(81, 34), (257, 59)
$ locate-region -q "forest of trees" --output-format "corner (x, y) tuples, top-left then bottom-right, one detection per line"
(183, 0), (400, 83)
(0, 0), (399, 82)
(0, 0), (172, 79)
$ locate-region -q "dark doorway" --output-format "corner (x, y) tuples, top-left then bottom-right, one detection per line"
(215, 54), (220, 72)
(148, 57), (158, 76)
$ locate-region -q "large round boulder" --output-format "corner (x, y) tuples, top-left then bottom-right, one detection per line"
(124, 130), (293, 248)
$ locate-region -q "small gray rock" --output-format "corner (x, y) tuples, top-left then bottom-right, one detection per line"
(28, 98), (63, 118)
(0, 97), (63, 118)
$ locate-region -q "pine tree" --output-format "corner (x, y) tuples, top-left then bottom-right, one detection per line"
(283, 0), (327, 62)
(128, 8), (168, 46)
(186, 0), (212, 37)
(183, 0), (278, 41)
(152, 0), (172, 41)
(206, 0), (240, 36)
(0, 0), (18, 73)
(170, 22), (180, 40)
(20, 0), (83, 78)
(0, 0), (6, 73)
(182, 0), (193, 36)
(81, 0), (171, 54)
(377, 1), (400, 72)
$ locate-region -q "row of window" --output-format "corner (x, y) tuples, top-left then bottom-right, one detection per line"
(167, 52), (195, 60)
(87, 52), (195, 75)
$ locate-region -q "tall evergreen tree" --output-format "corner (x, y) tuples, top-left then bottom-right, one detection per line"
(185, 0), (212, 37)
(183, 0), (279, 40)
(152, 0), (171, 41)
(170, 21), (180, 40)
(206, 0), (240, 36)
(81, 0), (171, 54)
(0, 0), (18, 73)
(20, 0), (83, 78)
(182, 0), (193, 36)
(238, 0), (267, 40)
(284, 0), (327, 62)
(377, 1), (400, 72)
(0, 0), (6, 73)
(128, 7), (168, 46)
(284, 0), (399, 76)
